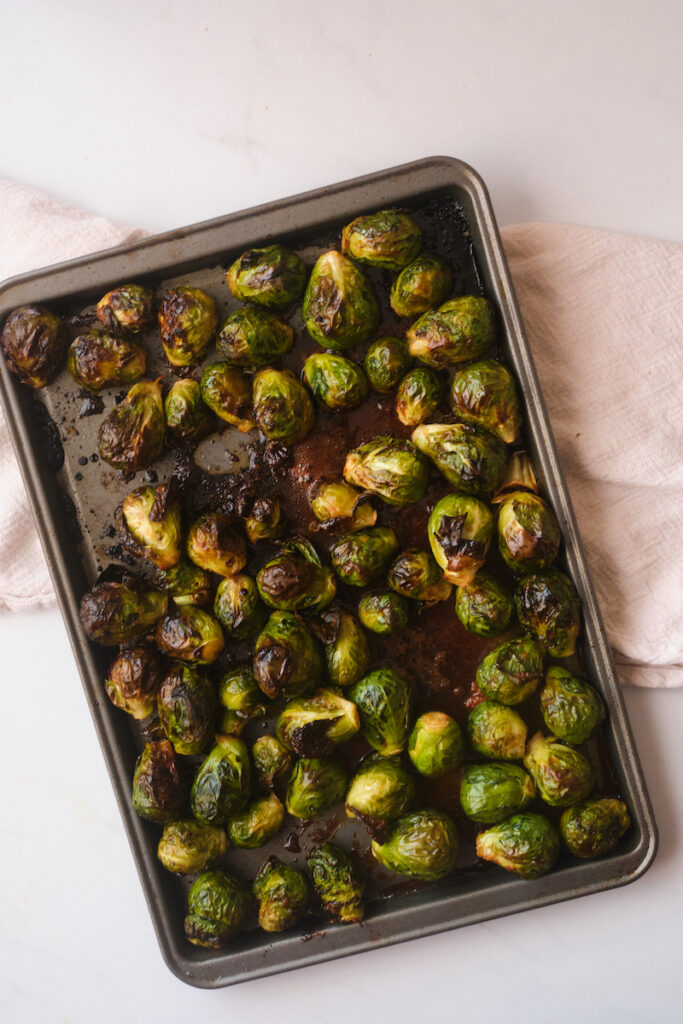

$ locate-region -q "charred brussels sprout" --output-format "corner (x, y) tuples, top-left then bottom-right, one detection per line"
(475, 636), (545, 705)
(307, 843), (365, 923)
(117, 482), (182, 569)
(184, 871), (250, 948)
(396, 368), (445, 426)
(363, 336), (412, 393)
(303, 352), (368, 410)
(344, 436), (429, 506)
(157, 664), (217, 755)
(245, 496), (283, 543)
(164, 379), (214, 443)
(218, 666), (267, 733)
(524, 732), (595, 807)
(80, 578), (167, 645)
(253, 611), (323, 700)
(156, 606), (225, 664)
(540, 667), (605, 745)
(96, 283), (155, 333)
(388, 548), (452, 605)
(455, 570), (515, 637)
(226, 244), (307, 310)
(358, 590), (410, 635)
(412, 422), (507, 498)
(216, 307), (293, 368)
(97, 379), (165, 471)
(310, 479), (376, 531)
(515, 571), (581, 657)
(252, 735), (293, 791)
(0, 305), (67, 388)
(371, 809), (458, 881)
(276, 689), (360, 756)
(345, 753), (415, 840)
(200, 362), (254, 432)
(476, 813), (560, 879)
(560, 799), (630, 858)
(256, 537), (336, 613)
(104, 643), (162, 720)
(407, 295), (496, 368)
(156, 560), (213, 607)
(186, 513), (247, 577)
(253, 857), (309, 932)
(450, 360), (522, 444)
(303, 250), (379, 350)
(497, 491), (561, 573)
(158, 286), (217, 366)
(285, 757), (347, 818)
(311, 606), (372, 689)
(341, 209), (421, 271)
(158, 820), (227, 874)
(460, 763), (535, 824)
(214, 574), (266, 639)
(67, 329), (146, 391)
(427, 493), (493, 587)
(390, 253), (453, 318)
(467, 701), (528, 760)
(330, 526), (398, 587)
(191, 735), (251, 825)
(252, 367), (314, 444)
(348, 669), (411, 756)
(132, 740), (186, 823)
(228, 793), (285, 848)
(408, 712), (465, 777)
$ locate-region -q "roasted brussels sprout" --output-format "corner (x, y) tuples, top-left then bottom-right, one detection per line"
(330, 526), (399, 587)
(226, 244), (307, 310)
(218, 665), (268, 731)
(455, 570), (515, 637)
(131, 740), (186, 823)
(407, 295), (496, 368)
(96, 283), (155, 333)
(390, 253), (453, 318)
(253, 857), (309, 932)
(191, 735), (251, 825)
(540, 667), (605, 745)
(164, 378), (214, 443)
(371, 809), (458, 881)
(302, 250), (379, 350)
(156, 606), (225, 664)
(116, 482), (182, 569)
(276, 689), (360, 757)
(524, 732), (595, 807)
(252, 735), (293, 791)
(157, 663), (217, 755)
(285, 756), (347, 819)
(228, 793), (285, 848)
(341, 209), (421, 271)
(303, 352), (368, 410)
(213, 574), (266, 639)
(408, 712), (465, 777)
(476, 812), (560, 879)
(345, 753), (415, 840)
(497, 491), (561, 573)
(310, 479), (376, 531)
(307, 843), (365, 923)
(158, 286), (217, 367)
(156, 560), (213, 607)
(396, 368), (445, 426)
(104, 642), (162, 719)
(244, 496), (283, 544)
(186, 513), (247, 577)
(216, 307), (293, 368)
(387, 548), (452, 605)
(467, 700), (528, 760)
(310, 606), (372, 689)
(256, 537), (336, 613)
(252, 367), (315, 444)
(0, 305), (67, 388)
(427, 493), (493, 586)
(460, 763), (535, 823)
(363, 336), (412, 393)
(475, 635), (545, 705)
(450, 360), (522, 444)
(253, 611), (323, 699)
(199, 362), (254, 432)
(560, 798), (630, 858)
(348, 669), (411, 756)
(412, 422), (507, 498)
(80, 578), (168, 646)
(97, 379), (165, 471)
(358, 590), (410, 635)
(515, 571), (581, 657)
(184, 870), (251, 948)
(344, 436), (429, 506)
(66, 329), (146, 391)
(158, 820), (228, 874)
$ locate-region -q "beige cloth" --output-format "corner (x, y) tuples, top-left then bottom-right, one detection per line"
(0, 181), (681, 686)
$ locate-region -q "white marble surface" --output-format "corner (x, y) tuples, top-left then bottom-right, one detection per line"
(1, 1), (682, 1021)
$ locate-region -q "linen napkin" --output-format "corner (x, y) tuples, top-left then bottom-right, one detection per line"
(0, 179), (681, 687)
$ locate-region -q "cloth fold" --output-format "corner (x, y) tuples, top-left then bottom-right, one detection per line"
(0, 180), (680, 686)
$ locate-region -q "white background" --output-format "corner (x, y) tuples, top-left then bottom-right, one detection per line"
(1, 1), (682, 1021)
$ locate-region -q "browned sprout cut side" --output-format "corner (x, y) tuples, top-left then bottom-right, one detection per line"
(97, 379), (165, 471)
(0, 305), (67, 388)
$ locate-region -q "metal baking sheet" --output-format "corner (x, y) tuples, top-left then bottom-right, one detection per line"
(0, 157), (657, 988)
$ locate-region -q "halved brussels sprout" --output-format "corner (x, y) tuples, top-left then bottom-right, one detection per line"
(131, 740), (186, 823)
(252, 735), (293, 791)
(412, 422), (507, 498)
(253, 857), (309, 932)
(363, 336), (412, 393)
(396, 368), (445, 426)
(467, 700), (528, 760)
(214, 574), (266, 639)
(191, 734), (251, 825)
(244, 496), (283, 543)
(0, 305), (67, 388)
(164, 379), (214, 443)
(348, 669), (411, 756)
(158, 820), (228, 874)
(310, 479), (376, 531)
(307, 843), (365, 924)
(97, 379), (165, 471)
(407, 295), (496, 367)
(80, 578), (168, 646)
(117, 482), (182, 569)
(390, 253), (453, 318)
(515, 571), (581, 657)
(303, 352), (368, 410)
(276, 689), (360, 756)
(450, 360), (522, 444)
(475, 636), (545, 705)
(226, 244), (308, 310)
(540, 666), (605, 745)
(157, 663), (218, 755)
(341, 209), (421, 271)
(256, 536), (336, 613)
(216, 307), (294, 368)
(158, 286), (217, 366)
(345, 753), (415, 840)
(156, 560), (213, 607)
(497, 491), (561, 573)
(358, 590), (410, 635)
(560, 798), (630, 858)
(476, 812), (560, 879)
(253, 611), (323, 700)
(427, 493), (493, 586)
(252, 367), (315, 444)
(186, 513), (247, 577)
(156, 606), (225, 664)
(408, 712), (465, 777)
(371, 809), (458, 881)
(388, 548), (453, 605)
(67, 329), (147, 391)
(455, 570), (515, 637)
(184, 870), (250, 948)
(200, 362), (254, 432)
(330, 526), (398, 587)
(97, 283), (155, 333)
(285, 756), (347, 818)
(524, 732), (595, 807)
(344, 436), (429, 506)
(228, 793), (285, 848)
(303, 250), (379, 350)
(460, 763), (535, 823)
(310, 606), (372, 689)
(218, 665), (268, 727)
(104, 642), (162, 720)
